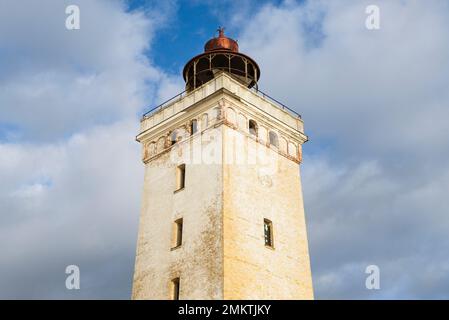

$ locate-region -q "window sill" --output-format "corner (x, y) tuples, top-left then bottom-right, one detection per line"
(171, 245), (182, 251)
(265, 245), (275, 250)
(173, 187), (185, 194)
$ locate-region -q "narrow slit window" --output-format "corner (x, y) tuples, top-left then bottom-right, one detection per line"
(172, 218), (183, 248)
(171, 277), (180, 300)
(190, 119), (198, 135)
(264, 219), (274, 248)
(176, 164), (185, 191)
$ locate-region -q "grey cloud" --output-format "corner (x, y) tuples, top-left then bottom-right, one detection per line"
(0, 121), (143, 299)
(0, 0), (181, 299)
(237, 0), (449, 299)
(0, 0), (181, 142)
(2, 0), (449, 300)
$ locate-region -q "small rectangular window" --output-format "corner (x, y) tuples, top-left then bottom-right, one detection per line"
(264, 219), (274, 248)
(172, 218), (183, 249)
(171, 277), (180, 300)
(175, 164), (185, 191)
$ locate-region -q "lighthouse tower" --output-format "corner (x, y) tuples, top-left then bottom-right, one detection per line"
(132, 28), (313, 300)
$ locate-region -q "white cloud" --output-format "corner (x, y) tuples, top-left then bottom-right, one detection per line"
(0, 0), (182, 142)
(236, 0), (449, 298)
(238, 0), (449, 145)
(2, 0), (449, 299)
(0, 0), (182, 298)
(0, 120), (143, 298)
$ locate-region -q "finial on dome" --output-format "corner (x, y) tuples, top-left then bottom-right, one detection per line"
(183, 27), (260, 92)
(204, 26), (238, 52)
(217, 26), (225, 37)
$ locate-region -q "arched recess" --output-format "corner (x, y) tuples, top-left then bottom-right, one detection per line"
(157, 136), (166, 152)
(211, 106), (221, 120)
(149, 142), (156, 157)
(249, 119), (258, 136)
(201, 113), (209, 130)
(238, 113), (247, 130)
(269, 131), (279, 148)
(226, 107), (236, 125)
(171, 127), (188, 145)
(280, 137), (288, 154)
(288, 142), (298, 158)
(258, 126), (267, 143)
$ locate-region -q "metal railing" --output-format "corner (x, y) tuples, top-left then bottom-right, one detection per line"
(186, 67), (257, 90)
(141, 76), (301, 121)
(250, 87), (301, 119)
(142, 90), (187, 120)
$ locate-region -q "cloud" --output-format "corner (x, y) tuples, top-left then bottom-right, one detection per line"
(0, 0), (182, 142)
(2, 0), (449, 300)
(302, 155), (449, 299)
(0, 121), (142, 298)
(0, 0), (183, 299)
(237, 0), (449, 298)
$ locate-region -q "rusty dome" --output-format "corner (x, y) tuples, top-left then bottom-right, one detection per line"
(204, 27), (239, 52)
(183, 27), (260, 92)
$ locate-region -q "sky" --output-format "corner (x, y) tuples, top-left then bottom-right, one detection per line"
(0, 0), (449, 299)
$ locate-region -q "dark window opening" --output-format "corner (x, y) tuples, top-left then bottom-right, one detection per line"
(249, 119), (258, 136)
(190, 119), (198, 135)
(264, 219), (274, 248)
(171, 277), (180, 300)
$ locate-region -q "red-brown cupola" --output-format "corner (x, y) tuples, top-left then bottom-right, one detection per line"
(183, 27), (260, 92)
(204, 27), (239, 52)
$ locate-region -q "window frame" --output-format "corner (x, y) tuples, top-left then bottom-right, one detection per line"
(249, 119), (258, 136)
(175, 164), (186, 192)
(264, 218), (274, 248)
(190, 119), (198, 135)
(269, 131), (279, 148)
(171, 277), (180, 300)
(171, 218), (183, 249)
(170, 130), (178, 146)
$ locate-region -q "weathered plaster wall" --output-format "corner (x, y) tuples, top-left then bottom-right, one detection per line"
(132, 73), (312, 300)
(222, 125), (313, 299)
(132, 131), (224, 299)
